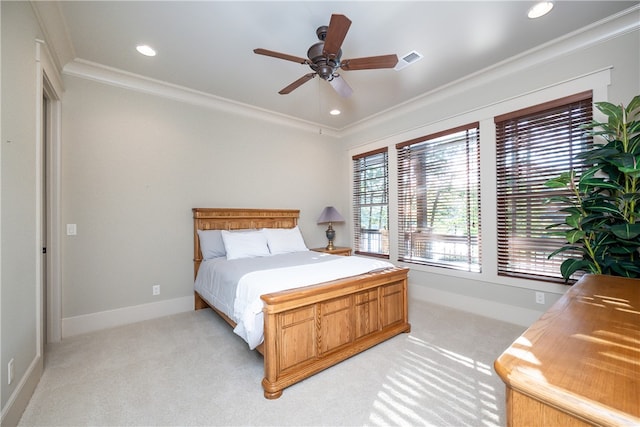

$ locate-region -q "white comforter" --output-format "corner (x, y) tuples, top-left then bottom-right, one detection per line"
(194, 252), (394, 349)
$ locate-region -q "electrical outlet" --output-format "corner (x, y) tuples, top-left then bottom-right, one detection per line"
(152, 285), (160, 296)
(535, 291), (545, 305)
(8, 359), (14, 385)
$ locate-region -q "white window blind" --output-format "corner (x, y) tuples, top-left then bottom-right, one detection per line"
(397, 123), (481, 271)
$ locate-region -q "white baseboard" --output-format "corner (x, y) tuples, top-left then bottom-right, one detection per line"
(62, 295), (194, 338)
(1, 355), (43, 427)
(60, 287), (538, 338)
(409, 283), (543, 328)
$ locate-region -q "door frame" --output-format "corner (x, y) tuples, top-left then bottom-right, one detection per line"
(36, 40), (63, 344)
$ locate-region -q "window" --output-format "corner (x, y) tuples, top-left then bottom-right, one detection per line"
(397, 123), (481, 271)
(495, 91), (592, 282)
(352, 148), (389, 258)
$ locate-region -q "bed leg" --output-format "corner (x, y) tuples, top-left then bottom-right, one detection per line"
(194, 292), (208, 310)
(262, 381), (283, 400)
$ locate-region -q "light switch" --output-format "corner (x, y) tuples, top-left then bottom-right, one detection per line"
(66, 224), (77, 236)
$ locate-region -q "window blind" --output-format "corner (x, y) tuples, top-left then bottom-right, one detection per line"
(352, 148), (389, 258)
(495, 91), (593, 283)
(397, 123), (481, 271)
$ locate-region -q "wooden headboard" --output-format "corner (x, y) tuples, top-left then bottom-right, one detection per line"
(192, 208), (300, 278)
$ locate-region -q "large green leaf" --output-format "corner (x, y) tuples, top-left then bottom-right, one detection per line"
(566, 214), (580, 229)
(566, 229), (586, 243)
(545, 178), (570, 189)
(608, 244), (640, 255)
(609, 261), (640, 277)
(630, 132), (640, 150)
(596, 101), (624, 128)
(559, 207), (581, 215)
(591, 233), (619, 250)
(544, 172), (573, 188)
(547, 245), (585, 259)
(577, 147), (618, 161)
(610, 223), (640, 239)
(584, 203), (623, 217)
(578, 177), (622, 192)
(626, 95), (640, 117)
(619, 165), (640, 177)
(547, 195), (575, 204)
(620, 192), (640, 203)
(610, 154), (640, 174)
(560, 259), (593, 281)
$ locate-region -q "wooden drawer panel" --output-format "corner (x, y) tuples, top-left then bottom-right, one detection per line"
(281, 306), (314, 327)
(319, 296), (352, 353)
(279, 307), (316, 371)
(381, 282), (404, 327)
(355, 288), (377, 304)
(355, 289), (379, 338)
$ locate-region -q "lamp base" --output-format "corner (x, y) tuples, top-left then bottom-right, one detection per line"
(325, 223), (336, 251)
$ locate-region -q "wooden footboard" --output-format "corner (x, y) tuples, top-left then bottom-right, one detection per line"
(260, 266), (410, 399)
(192, 208), (410, 399)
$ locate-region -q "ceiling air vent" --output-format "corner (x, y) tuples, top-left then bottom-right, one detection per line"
(395, 50), (423, 71)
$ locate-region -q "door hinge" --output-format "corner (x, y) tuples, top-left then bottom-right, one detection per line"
(42, 247), (47, 254)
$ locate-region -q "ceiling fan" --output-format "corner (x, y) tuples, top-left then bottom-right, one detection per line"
(254, 14), (398, 98)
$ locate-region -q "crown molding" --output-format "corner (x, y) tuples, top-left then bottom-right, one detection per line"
(35, 40), (64, 97)
(340, 4), (640, 138)
(30, 0), (75, 73)
(62, 59), (340, 138)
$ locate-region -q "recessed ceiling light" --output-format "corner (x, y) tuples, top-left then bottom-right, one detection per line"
(528, 2), (554, 19)
(136, 45), (156, 57)
(329, 109), (341, 116)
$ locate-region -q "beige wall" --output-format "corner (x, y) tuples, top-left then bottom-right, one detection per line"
(1, 1), (44, 423)
(60, 76), (346, 318)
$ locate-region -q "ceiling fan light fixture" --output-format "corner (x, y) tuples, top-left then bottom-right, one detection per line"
(528, 2), (554, 19)
(136, 44), (156, 57)
(254, 13), (396, 98)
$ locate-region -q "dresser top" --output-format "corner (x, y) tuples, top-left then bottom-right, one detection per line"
(495, 274), (640, 426)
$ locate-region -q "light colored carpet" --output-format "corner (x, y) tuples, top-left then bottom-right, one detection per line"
(18, 299), (526, 426)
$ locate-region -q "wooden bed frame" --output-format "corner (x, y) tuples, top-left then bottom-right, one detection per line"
(193, 208), (410, 399)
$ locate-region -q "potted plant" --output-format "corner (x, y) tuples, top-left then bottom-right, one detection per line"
(545, 95), (640, 282)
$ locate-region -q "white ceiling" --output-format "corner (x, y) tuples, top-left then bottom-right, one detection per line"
(38, 1), (638, 130)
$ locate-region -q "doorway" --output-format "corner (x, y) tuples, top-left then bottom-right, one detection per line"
(39, 58), (62, 345)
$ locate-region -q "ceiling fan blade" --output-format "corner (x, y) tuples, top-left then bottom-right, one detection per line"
(323, 14), (351, 59)
(254, 48), (308, 64)
(328, 75), (353, 98)
(279, 73), (316, 95)
(340, 54), (399, 71)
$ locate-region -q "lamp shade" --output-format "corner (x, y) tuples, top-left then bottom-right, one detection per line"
(317, 206), (345, 224)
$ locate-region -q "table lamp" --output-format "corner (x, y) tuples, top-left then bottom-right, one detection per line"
(317, 206), (345, 250)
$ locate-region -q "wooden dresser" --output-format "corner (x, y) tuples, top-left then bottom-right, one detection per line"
(494, 274), (640, 426)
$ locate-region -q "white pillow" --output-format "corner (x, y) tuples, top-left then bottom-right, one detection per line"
(263, 226), (308, 255)
(197, 229), (226, 260)
(221, 230), (270, 260)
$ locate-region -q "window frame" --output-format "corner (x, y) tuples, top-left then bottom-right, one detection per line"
(494, 91), (593, 283)
(396, 122), (482, 272)
(352, 148), (390, 258)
